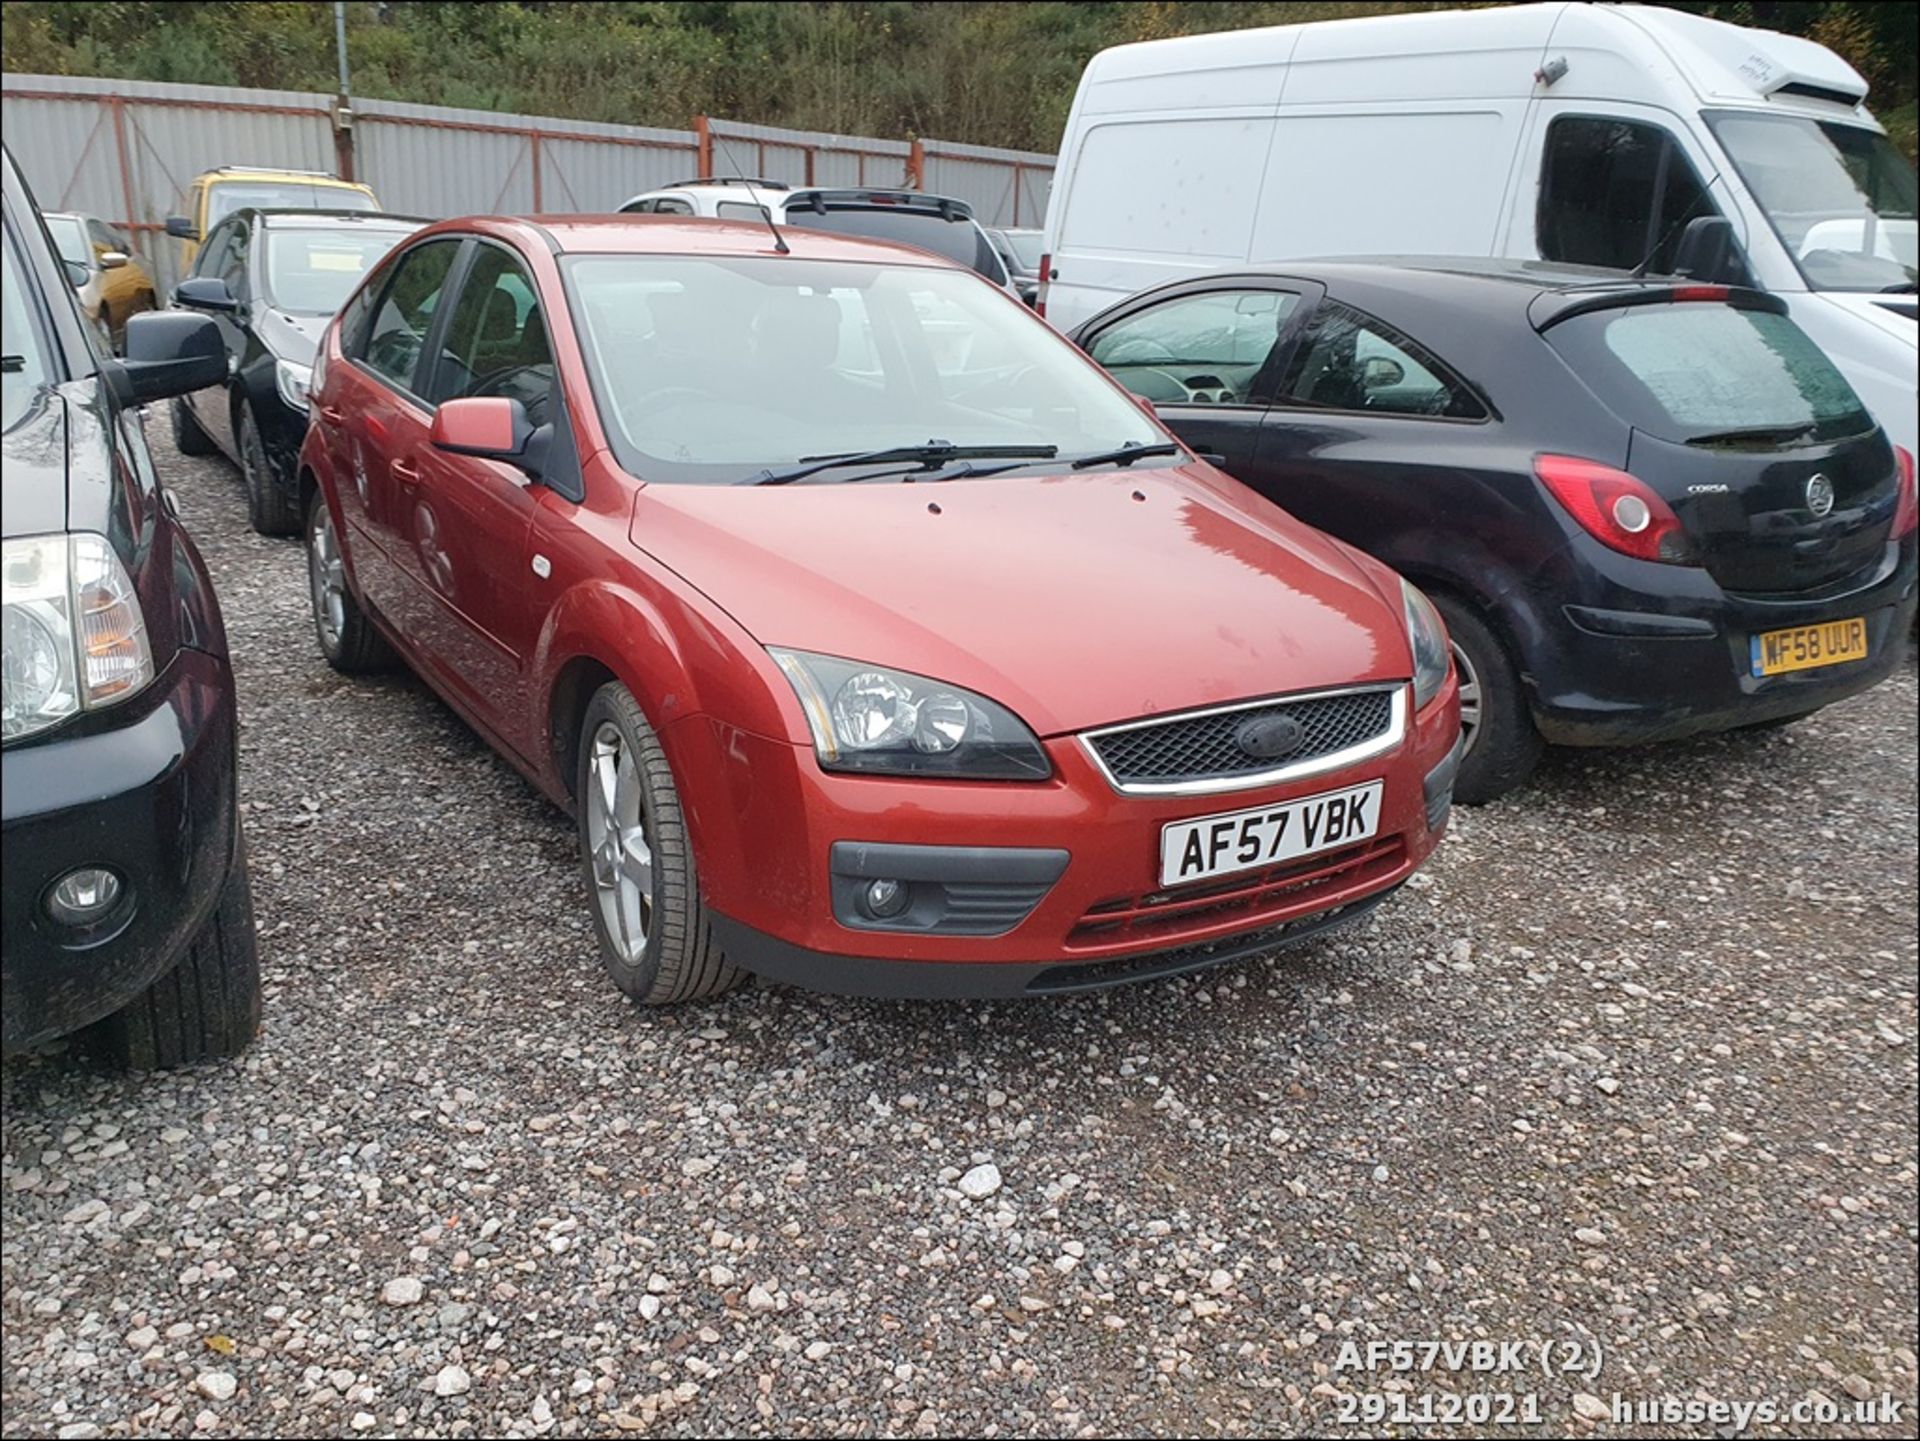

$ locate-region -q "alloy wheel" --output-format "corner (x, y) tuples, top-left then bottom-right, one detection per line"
(1451, 639), (1483, 757)
(308, 501), (347, 650)
(586, 721), (654, 963)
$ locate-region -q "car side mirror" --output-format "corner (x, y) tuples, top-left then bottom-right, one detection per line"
(1361, 356), (1406, 390)
(1672, 215), (1737, 284)
(98, 250), (130, 271)
(110, 311), (227, 404)
(165, 216), (198, 240)
(173, 276), (237, 313)
(431, 397), (550, 480)
(62, 258), (90, 289)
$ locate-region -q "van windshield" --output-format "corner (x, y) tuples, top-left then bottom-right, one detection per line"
(1707, 112), (1917, 293)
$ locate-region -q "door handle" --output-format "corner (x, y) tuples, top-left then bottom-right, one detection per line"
(391, 458), (421, 484)
(318, 405), (344, 425)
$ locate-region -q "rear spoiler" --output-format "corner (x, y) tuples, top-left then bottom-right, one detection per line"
(788, 188), (975, 222)
(1531, 283), (1787, 332)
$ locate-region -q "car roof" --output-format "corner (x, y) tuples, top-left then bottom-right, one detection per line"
(422, 214), (977, 270)
(1248, 256), (1680, 297)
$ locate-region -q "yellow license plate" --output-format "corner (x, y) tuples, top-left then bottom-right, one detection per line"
(1750, 617), (1868, 676)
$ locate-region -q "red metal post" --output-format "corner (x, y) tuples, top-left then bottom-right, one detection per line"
(106, 96), (141, 244)
(908, 138), (925, 190)
(1011, 163), (1023, 225)
(531, 130), (543, 211)
(333, 96), (356, 181)
(694, 115), (713, 179)
(805, 148), (815, 186)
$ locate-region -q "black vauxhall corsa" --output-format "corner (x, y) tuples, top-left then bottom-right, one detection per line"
(2, 145), (261, 1067)
(170, 206), (421, 535)
(1071, 261), (1919, 802)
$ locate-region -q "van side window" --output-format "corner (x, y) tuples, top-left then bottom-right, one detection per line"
(1283, 303), (1486, 420)
(1538, 116), (1713, 275)
(1084, 289), (1299, 406)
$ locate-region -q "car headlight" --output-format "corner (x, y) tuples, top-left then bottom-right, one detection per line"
(769, 648), (1052, 780)
(2, 534), (153, 743)
(276, 357), (313, 413)
(1401, 578), (1449, 711)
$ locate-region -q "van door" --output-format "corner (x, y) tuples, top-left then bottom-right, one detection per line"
(1508, 103), (1749, 277)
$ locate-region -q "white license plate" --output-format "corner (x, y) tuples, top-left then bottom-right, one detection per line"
(1159, 781), (1384, 889)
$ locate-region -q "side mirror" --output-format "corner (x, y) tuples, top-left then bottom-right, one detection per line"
(164, 216), (198, 240)
(1672, 215), (1737, 284)
(110, 311), (227, 403)
(173, 276), (237, 313)
(98, 250), (130, 271)
(1361, 355), (1406, 390)
(430, 397), (550, 479)
(62, 258), (90, 290)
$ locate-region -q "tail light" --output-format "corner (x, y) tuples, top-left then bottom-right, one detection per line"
(1035, 252), (1051, 319)
(1893, 446), (1917, 539)
(1534, 454), (1694, 564)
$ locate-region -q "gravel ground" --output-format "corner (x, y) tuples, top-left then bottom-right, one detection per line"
(3, 430), (1916, 1440)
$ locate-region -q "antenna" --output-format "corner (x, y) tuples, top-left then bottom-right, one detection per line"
(1630, 169), (1727, 279)
(712, 133), (789, 255)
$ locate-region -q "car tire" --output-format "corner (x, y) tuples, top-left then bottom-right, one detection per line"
(171, 396), (217, 456)
(306, 488), (392, 672)
(239, 406), (300, 536)
(80, 832), (261, 1069)
(1431, 593), (1543, 805)
(576, 681), (744, 1006)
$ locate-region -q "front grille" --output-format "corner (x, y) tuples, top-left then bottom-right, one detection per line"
(1085, 688), (1397, 790)
(1067, 835), (1405, 950)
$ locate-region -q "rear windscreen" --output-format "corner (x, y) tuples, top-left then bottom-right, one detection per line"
(781, 206), (1002, 282)
(1544, 304), (1872, 444)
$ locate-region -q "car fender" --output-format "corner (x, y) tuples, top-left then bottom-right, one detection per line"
(1363, 528), (1551, 667)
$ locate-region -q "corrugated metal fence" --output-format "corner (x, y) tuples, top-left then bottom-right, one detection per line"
(1, 72), (1053, 289)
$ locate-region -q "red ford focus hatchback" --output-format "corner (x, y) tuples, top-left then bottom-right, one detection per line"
(296, 215), (1462, 1002)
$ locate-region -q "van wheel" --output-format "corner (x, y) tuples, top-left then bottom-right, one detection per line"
(80, 833), (261, 1069)
(171, 397), (217, 456)
(1431, 594), (1542, 805)
(240, 407), (300, 536)
(307, 489), (392, 672)
(576, 682), (743, 1006)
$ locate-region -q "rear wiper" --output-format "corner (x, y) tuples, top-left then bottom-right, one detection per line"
(1685, 423), (1818, 449)
(1068, 441), (1184, 470)
(741, 442), (1057, 487)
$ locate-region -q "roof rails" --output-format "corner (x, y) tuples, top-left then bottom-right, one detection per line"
(211, 165), (343, 179)
(671, 176), (791, 191)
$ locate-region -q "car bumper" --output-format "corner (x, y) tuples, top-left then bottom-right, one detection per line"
(0, 649), (240, 1052)
(1524, 538), (1917, 747)
(679, 680), (1459, 998)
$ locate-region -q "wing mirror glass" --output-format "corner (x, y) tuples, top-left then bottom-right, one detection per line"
(173, 276), (238, 313)
(430, 397), (550, 480)
(111, 311), (226, 403)
(164, 216), (198, 240)
(98, 250), (130, 271)
(1361, 355), (1406, 390)
(61, 258), (90, 290)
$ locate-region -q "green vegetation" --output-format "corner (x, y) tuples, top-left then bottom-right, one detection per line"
(3, 1), (1914, 156)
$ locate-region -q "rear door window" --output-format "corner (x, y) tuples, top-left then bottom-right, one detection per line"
(1085, 288), (1301, 406)
(1538, 116), (1716, 275)
(1544, 303), (1871, 443)
(1283, 302), (1486, 419)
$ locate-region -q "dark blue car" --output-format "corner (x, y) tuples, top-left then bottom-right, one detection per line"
(1072, 260), (1917, 802)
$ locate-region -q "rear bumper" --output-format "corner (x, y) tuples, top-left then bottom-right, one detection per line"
(1524, 538), (1916, 746)
(0, 649), (240, 1052)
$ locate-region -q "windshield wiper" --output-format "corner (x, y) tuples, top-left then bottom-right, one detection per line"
(1685, 423), (1820, 450)
(741, 442), (1057, 487)
(1068, 441), (1184, 470)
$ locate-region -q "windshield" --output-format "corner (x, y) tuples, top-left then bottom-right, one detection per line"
(265, 226), (414, 316)
(43, 215), (88, 267)
(208, 182), (376, 227)
(3, 226), (55, 431)
(1001, 230), (1044, 270)
(563, 255), (1158, 485)
(1707, 112), (1918, 292)
(781, 205), (1004, 283)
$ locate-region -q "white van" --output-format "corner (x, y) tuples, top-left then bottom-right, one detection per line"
(1040, 2), (1918, 454)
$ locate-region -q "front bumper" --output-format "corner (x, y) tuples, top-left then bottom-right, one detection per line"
(1, 649), (240, 1052)
(674, 678), (1458, 998)
(1523, 537), (1917, 747)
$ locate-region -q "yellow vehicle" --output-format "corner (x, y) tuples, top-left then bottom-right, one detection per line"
(166, 166), (380, 270)
(43, 210), (157, 352)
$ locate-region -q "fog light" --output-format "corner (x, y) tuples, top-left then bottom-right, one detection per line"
(46, 867), (124, 926)
(862, 878), (911, 920)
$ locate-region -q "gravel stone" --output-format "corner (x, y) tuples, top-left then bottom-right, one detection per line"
(379, 1276), (424, 1306)
(957, 1162), (1003, 1199)
(432, 1364), (471, 1397)
(195, 1372), (237, 1402)
(1, 416), (1915, 1438)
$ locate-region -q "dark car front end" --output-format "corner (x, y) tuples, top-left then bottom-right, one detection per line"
(3, 146), (249, 1059)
